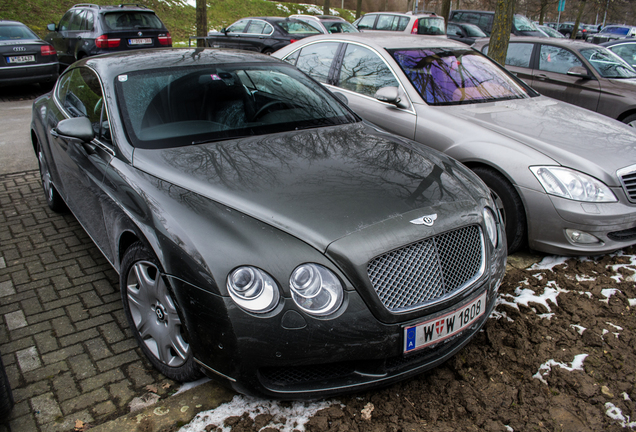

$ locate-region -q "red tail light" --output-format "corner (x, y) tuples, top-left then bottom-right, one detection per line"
(41, 45), (56, 56)
(96, 35), (121, 48)
(158, 32), (172, 46)
(290, 39), (298, 43)
(411, 20), (418, 34)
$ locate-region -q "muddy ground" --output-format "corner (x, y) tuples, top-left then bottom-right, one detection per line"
(210, 248), (636, 432)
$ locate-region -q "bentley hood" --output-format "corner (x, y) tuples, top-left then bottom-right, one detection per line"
(132, 122), (486, 252)
(445, 96), (636, 185)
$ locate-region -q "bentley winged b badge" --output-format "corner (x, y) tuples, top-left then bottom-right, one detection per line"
(409, 214), (437, 226)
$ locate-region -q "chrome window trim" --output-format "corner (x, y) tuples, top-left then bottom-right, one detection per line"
(3, 62), (60, 69)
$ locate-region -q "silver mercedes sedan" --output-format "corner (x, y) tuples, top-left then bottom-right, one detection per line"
(274, 34), (636, 256)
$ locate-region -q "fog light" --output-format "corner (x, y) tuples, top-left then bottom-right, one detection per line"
(565, 229), (601, 244)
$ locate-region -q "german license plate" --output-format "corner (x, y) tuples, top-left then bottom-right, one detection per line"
(7, 55), (35, 64)
(129, 38), (152, 45)
(404, 290), (487, 353)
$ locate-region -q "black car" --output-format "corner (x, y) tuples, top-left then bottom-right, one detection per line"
(205, 17), (320, 54)
(557, 22), (583, 39)
(0, 20), (59, 87)
(446, 21), (487, 45)
(30, 48), (506, 398)
(45, 3), (172, 69)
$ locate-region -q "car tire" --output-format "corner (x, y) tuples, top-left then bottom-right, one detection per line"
(565, 32), (571, 38)
(37, 144), (66, 212)
(622, 113), (636, 128)
(120, 242), (202, 382)
(0, 354), (14, 421)
(472, 167), (527, 254)
(262, 48), (274, 55)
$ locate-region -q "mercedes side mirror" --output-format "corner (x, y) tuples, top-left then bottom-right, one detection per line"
(375, 87), (409, 109)
(567, 66), (590, 79)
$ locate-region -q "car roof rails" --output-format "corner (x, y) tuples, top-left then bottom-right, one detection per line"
(72, 4), (100, 8)
(117, 3), (149, 8)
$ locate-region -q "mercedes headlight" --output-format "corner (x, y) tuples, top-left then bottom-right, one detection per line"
(289, 264), (343, 316)
(530, 166), (616, 202)
(227, 266), (279, 313)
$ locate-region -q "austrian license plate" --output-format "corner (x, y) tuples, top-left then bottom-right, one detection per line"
(7, 55), (35, 64)
(129, 38), (152, 45)
(404, 290), (487, 353)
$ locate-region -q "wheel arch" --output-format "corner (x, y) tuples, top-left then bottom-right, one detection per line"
(617, 109), (636, 124)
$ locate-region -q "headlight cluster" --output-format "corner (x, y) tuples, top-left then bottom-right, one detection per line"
(227, 263), (343, 316)
(530, 166), (616, 202)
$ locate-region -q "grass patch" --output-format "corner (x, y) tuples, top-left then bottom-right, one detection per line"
(0, 0), (357, 42)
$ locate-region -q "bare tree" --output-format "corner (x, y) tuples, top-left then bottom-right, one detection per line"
(440, 0), (452, 24)
(356, 0), (363, 18)
(572, 0), (587, 39)
(324, 0), (331, 15)
(196, 0), (207, 48)
(488, 0), (515, 66)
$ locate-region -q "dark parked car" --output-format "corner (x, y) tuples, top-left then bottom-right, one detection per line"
(474, 37), (636, 126)
(206, 17), (320, 54)
(602, 39), (636, 68)
(0, 20), (59, 86)
(45, 3), (172, 69)
(446, 22), (487, 44)
(30, 48), (506, 398)
(557, 22), (583, 39)
(537, 24), (564, 38)
(592, 25), (636, 44)
(449, 10), (544, 37)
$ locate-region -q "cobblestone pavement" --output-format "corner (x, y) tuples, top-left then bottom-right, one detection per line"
(0, 171), (176, 431)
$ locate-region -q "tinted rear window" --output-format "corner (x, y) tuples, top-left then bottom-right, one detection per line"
(0, 24), (39, 40)
(103, 12), (164, 30)
(276, 21), (321, 35)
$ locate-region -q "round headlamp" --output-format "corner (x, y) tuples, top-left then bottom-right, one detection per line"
(227, 266), (279, 313)
(289, 264), (343, 316)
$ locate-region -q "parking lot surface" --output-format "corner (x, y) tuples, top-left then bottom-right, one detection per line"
(0, 170), (175, 431)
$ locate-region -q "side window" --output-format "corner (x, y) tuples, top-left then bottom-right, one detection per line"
(611, 45), (636, 65)
(375, 15), (396, 31)
(68, 11), (84, 31)
(62, 68), (109, 140)
(357, 15), (376, 30)
(337, 44), (399, 97)
(283, 49), (300, 65)
(464, 13), (480, 25)
(56, 70), (73, 102)
(295, 42), (340, 84)
(82, 11), (94, 31)
(447, 23), (461, 36)
(506, 43), (534, 67)
(539, 45), (583, 74)
(246, 20), (269, 34)
(58, 11), (74, 31)
(227, 20), (249, 33)
(480, 15), (493, 33)
(397, 17), (409, 31)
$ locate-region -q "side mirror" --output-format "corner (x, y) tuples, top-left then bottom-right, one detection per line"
(55, 117), (94, 142)
(333, 92), (348, 105)
(47, 23), (56, 32)
(567, 66), (590, 79)
(375, 87), (409, 109)
(221, 27), (228, 34)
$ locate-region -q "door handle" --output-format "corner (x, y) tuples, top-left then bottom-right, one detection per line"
(535, 73), (547, 81)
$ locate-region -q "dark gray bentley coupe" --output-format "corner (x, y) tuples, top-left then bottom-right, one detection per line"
(30, 48), (506, 398)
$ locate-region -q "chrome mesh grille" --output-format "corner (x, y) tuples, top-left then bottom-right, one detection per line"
(367, 225), (483, 312)
(619, 169), (636, 203)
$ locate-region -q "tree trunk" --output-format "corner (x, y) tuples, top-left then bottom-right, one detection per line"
(196, 0), (207, 48)
(440, 0), (451, 24)
(572, 0), (587, 40)
(539, 0), (548, 24)
(324, 0), (331, 15)
(356, 0), (362, 19)
(488, 0), (515, 66)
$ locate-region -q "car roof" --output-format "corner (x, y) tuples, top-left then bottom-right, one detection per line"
(0, 20), (27, 26)
(83, 48), (282, 82)
(285, 32), (467, 50)
(480, 35), (596, 50)
(72, 3), (154, 12)
(601, 39), (636, 47)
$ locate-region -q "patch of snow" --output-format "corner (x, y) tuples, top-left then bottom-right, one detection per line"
(629, 298), (636, 307)
(605, 402), (636, 428)
(174, 377), (210, 396)
(490, 309), (514, 322)
(276, 3), (290, 13)
(570, 324), (586, 335)
(505, 426), (514, 432)
(579, 291), (593, 298)
(533, 354), (588, 385)
(624, 392), (632, 401)
(607, 322), (623, 331)
(301, 4), (323, 14)
(530, 256), (570, 270)
(602, 329), (620, 339)
(602, 288), (620, 299)
(538, 313), (555, 320)
(499, 285), (562, 313)
(179, 395), (336, 432)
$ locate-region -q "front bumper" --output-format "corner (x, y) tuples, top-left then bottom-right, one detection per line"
(170, 269), (501, 399)
(0, 62), (58, 86)
(521, 185), (636, 255)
